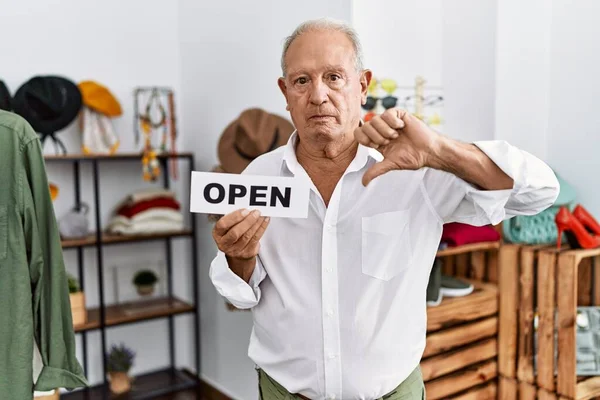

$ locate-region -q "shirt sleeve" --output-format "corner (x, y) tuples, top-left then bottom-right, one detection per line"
(21, 138), (89, 391)
(421, 140), (560, 226)
(209, 251), (266, 309)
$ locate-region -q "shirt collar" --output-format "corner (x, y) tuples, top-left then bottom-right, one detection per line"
(282, 123), (383, 176)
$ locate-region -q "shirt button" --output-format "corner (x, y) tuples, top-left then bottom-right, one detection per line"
(328, 395), (336, 400)
(329, 354), (336, 359)
(326, 309), (334, 317)
(326, 267), (332, 273)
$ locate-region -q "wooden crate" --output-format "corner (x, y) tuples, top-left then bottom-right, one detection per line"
(422, 292), (499, 399)
(499, 376), (559, 400)
(438, 241), (500, 284)
(420, 242), (501, 399)
(497, 244), (551, 382)
(499, 245), (600, 400)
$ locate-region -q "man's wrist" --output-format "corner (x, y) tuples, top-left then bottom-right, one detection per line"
(426, 134), (452, 171)
(226, 254), (257, 283)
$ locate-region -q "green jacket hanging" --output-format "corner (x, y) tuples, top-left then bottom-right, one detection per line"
(0, 110), (88, 398)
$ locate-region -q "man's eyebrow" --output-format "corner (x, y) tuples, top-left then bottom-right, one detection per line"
(287, 65), (347, 77)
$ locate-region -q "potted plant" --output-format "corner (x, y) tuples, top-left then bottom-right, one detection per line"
(132, 269), (159, 296)
(67, 273), (86, 326)
(106, 343), (135, 394)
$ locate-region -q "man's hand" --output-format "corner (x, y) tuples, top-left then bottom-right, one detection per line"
(213, 209), (270, 259)
(354, 108), (441, 186)
(212, 209), (270, 282)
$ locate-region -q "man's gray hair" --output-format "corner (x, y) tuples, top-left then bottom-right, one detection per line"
(281, 18), (364, 77)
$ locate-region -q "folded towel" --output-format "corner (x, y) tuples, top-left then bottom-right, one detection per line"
(117, 197), (180, 218)
(441, 222), (500, 247)
(108, 219), (184, 235)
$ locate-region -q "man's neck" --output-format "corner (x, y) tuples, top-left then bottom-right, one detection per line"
(296, 135), (358, 176)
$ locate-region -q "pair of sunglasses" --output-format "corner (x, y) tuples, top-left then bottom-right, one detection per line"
(362, 95), (398, 111)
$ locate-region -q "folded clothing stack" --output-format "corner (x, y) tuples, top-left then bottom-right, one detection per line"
(441, 222), (500, 247)
(107, 189), (184, 235)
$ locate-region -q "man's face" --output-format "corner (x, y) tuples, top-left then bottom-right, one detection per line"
(278, 29), (371, 143)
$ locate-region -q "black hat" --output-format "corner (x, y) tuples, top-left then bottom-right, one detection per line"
(12, 75), (82, 135)
(0, 80), (11, 111)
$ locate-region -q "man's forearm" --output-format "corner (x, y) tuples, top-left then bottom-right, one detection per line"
(226, 255), (256, 283)
(428, 136), (514, 191)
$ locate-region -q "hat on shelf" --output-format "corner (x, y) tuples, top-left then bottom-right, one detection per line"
(78, 81), (122, 117)
(12, 75), (82, 135)
(218, 108), (295, 174)
(0, 80), (11, 111)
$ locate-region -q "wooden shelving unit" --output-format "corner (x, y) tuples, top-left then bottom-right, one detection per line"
(61, 230), (193, 249)
(73, 296), (195, 333)
(421, 242), (501, 399)
(46, 153), (201, 399)
(60, 368), (199, 400)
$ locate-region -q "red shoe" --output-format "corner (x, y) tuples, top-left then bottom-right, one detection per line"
(555, 206), (600, 250)
(573, 204), (600, 236)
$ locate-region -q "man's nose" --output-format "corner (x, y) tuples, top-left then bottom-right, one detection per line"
(308, 81), (329, 105)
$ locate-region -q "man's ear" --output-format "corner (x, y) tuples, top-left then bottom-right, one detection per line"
(360, 69), (372, 104)
(278, 77), (290, 110)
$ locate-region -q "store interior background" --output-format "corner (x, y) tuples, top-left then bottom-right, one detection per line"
(1, 0), (598, 398)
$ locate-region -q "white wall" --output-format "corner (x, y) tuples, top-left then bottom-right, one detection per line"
(546, 0), (600, 217)
(0, 0), (195, 389)
(353, 0), (443, 86)
(442, 0), (497, 143)
(178, 1), (351, 398)
(494, 0), (552, 159)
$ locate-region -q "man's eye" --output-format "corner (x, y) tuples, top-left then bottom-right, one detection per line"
(296, 77), (308, 85)
(330, 74), (341, 82)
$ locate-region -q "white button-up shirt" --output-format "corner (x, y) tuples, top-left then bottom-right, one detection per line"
(210, 132), (559, 399)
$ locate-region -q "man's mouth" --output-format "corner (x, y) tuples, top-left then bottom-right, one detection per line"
(309, 115), (335, 120)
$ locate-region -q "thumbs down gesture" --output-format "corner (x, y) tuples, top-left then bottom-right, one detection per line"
(354, 108), (442, 186)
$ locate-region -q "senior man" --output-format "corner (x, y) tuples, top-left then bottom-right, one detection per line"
(210, 18), (559, 400)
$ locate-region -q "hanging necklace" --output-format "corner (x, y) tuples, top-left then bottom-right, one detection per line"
(138, 89), (166, 181)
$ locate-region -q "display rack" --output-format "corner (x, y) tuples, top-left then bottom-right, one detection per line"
(45, 152), (200, 399)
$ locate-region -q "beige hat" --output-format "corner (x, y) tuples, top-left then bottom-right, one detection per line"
(218, 108), (294, 174)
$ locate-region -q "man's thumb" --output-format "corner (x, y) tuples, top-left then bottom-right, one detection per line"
(362, 160), (395, 186)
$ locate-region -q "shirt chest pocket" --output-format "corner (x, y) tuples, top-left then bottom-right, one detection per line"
(361, 209), (413, 281)
(0, 206), (6, 260)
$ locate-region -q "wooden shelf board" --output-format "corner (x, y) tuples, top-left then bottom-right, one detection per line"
(436, 241), (501, 257)
(74, 296), (195, 332)
(61, 368), (200, 399)
(427, 280), (498, 332)
(576, 376), (600, 400)
(62, 230), (192, 248)
(45, 152), (193, 161)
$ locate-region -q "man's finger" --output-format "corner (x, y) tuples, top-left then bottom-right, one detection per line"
(362, 123), (388, 146)
(362, 160), (396, 186)
(354, 126), (372, 146)
(221, 210), (261, 246)
(214, 209), (251, 236)
(239, 216), (267, 246)
(371, 116), (399, 140)
(381, 109), (406, 130)
(227, 216), (265, 254)
(247, 216), (270, 246)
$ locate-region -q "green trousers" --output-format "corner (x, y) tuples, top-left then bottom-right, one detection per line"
(258, 366), (425, 399)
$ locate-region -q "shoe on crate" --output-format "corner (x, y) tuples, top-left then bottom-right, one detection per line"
(426, 259), (443, 307)
(440, 275), (474, 298)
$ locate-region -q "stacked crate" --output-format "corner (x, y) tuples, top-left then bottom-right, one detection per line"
(421, 242), (501, 399)
(498, 245), (600, 400)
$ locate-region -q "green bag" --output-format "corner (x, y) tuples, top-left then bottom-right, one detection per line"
(503, 172), (576, 245)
